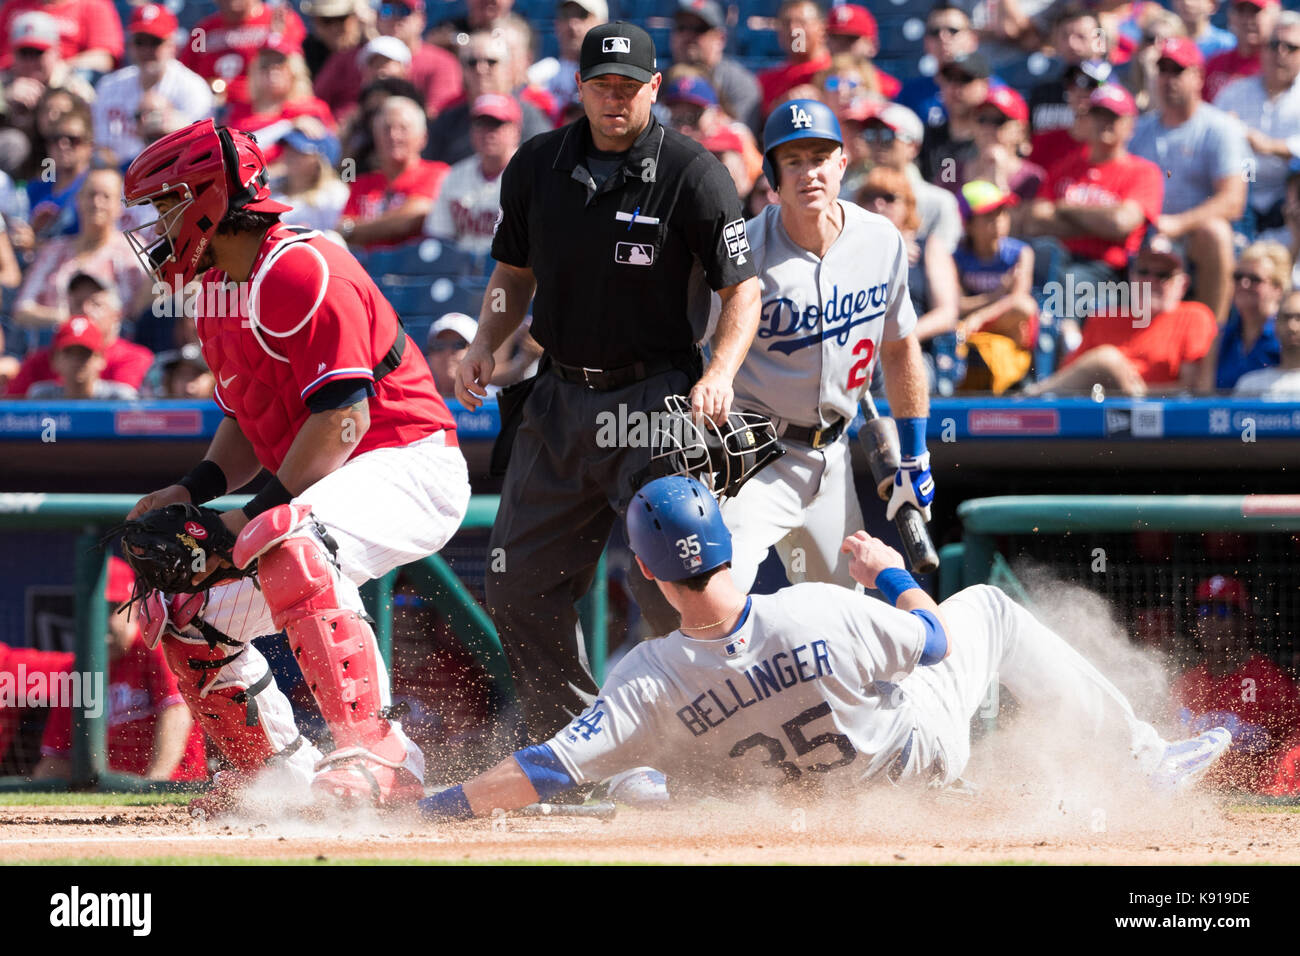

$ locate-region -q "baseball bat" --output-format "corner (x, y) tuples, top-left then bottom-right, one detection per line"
(857, 394), (940, 575)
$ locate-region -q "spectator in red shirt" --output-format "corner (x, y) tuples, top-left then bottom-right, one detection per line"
(1028, 58), (1109, 172)
(1204, 0), (1278, 102)
(1171, 575), (1300, 792)
(1026, 235), (1218, 396)
(180, 0), (307, 108)
(824, 3), (900, 100)
(376, 0), (462, 117)
(1025, 83), (1164, 298)
(33, 558), (207, 782)
(6, 272), (153, 396)
(339, 94), (447, 249)
(758, 0), (831, 115)
(0, 642), (72, 769)
(225, 42), (335, 161)
(0, 0), (123, 74)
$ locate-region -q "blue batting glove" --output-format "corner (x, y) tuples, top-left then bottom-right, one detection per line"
(887, 452), (934, 522)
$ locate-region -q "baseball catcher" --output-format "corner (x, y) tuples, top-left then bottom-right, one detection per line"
(420, 476), (1233, 818)
(115, 119), (469, 817)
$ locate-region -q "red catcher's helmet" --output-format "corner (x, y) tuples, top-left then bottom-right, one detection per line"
(123, 119), (291, 287)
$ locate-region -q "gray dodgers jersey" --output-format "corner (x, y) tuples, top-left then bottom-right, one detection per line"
(547, 583), (926, 795)
(732, 201), (918, 429)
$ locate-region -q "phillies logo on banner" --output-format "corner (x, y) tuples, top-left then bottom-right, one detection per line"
(184, 521), (208, 539)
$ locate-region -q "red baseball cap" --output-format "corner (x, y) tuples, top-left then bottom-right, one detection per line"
(129, 3), (178, 39)
(828, 3), (878, 42)
(982, 85), (1028, 123)
(1157, 36), (1204, 70)
(106, 556), (135, 604)
(699, 126), (745, 155)
(470, 93), (522, 124)
(10, 11), (59, 51)
(52, 315), (103, 354)
(1195, 575), (1249, 609)
(1089, 83), (1137, 117)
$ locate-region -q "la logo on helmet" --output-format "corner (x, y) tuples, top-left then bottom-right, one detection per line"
(789, 104), (813, 129)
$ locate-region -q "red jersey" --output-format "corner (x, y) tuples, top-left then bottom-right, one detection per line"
(197, 225), (456, 472)
(0, 0), (123, 70)
(1038, 150), (1164, 270)
(1172, 654), (1300, 791)
(1204, 48), (1260, 103)
(39, 636), (207, 780)
(6, 336), (153, 396)
(179, 4), (307, 107)
(0, 643), (73, 762)
(343, 160), (449, 250)
(225, 97), (336, 162)
(758, 55), (831, 114)
(1064, 302), (1217, 385)
(1028, 126), (1085, 173)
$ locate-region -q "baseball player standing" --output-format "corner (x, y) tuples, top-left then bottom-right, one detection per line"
(720, 99), (934, 593)
(455, 21), (761, 743)
(420, 476), (1233, 817)
(119, 119), (469, 815)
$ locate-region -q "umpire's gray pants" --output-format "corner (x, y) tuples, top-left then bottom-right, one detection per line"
(486, 366), (686, 742)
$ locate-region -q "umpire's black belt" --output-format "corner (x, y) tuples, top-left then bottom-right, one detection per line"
(780, 417), (845, 449)
(551, 354), (689, 391)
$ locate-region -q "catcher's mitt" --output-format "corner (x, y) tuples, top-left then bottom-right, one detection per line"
(648, 394), (786, 499)
(105, 503), (251, 595)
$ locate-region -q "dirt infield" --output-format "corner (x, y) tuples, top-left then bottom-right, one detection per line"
(2, 788), (1298, 864)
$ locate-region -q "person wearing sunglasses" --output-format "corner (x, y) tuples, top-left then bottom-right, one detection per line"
(1, 11), (97, 161)
(424, 29), (550, 166)
(308, 0), (380, 124)
(0, 1), (121, 77)
(1171, 575), (1300, 794)
(1234, 285), (1300, 394)
(965, 85), (1044, 218)
(1198, 239), (1288, 391)
(1130, 38), (1248, 325)
(919, 50), (990, 183)
(181, 0), (309, 108)
(1216, 15), (1300, 243)
(21, 97), (95, 242)
(668, 0), (761, 135)
(1027, 57), (1109, 172)
(1203, 0), (1280, 103)
(897, 4), (981, 132)
(1027, 5), (1107, 140)
(1024, 233), (1218, 396)
(92, 4), (214, 165)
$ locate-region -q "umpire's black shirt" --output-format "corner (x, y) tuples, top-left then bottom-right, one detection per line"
(491, 113), (756, 370)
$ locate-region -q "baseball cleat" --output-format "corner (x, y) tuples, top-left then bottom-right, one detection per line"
(311, 748), (425, 809)
(188, 769), (253, 821)
(1149, 728), (1232, 791)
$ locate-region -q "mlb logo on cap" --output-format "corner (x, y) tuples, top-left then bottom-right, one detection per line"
(603, 36), (631, 53)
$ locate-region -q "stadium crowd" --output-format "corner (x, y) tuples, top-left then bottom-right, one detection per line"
(0, 0), (1298, 398)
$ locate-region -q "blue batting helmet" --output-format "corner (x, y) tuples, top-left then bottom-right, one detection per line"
(761, 98), (843, 186)
(626, 476), (732, 582)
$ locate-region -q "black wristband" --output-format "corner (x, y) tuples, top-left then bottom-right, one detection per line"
(242, 476), (294, 520)
(177, 459), (227, 506)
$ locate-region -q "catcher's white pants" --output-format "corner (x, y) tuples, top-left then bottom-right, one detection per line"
(897, 585), (1167, 785)
(719, 435), (864, 592)
(189, 433), (470, 787)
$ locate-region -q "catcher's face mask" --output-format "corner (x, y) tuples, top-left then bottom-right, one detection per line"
(649, 395), (785, 500)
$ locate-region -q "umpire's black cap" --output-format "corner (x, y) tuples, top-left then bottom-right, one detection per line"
(580, 21), (657, 83)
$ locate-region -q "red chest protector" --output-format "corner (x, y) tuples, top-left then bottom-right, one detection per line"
(196, 226), (415, 472)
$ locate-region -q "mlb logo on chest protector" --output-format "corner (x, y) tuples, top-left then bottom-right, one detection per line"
(602, 36), (631, 53)
(616, 242), (654, 265)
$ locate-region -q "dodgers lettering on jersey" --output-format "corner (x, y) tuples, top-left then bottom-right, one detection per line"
(731, 202), (917, 428)
(546, 583), (928, 795)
